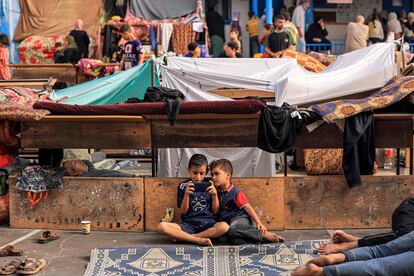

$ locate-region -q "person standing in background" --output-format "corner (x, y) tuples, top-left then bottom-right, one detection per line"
(0, 34), (11, 80)
(387, 12), (402, 40)
(345, 15), (369, 53)
(69, 19), (90, 62)
(368, 11), (384, 44)
(246, 11), (259, 57)
(206, 5), (225, 57)
(292, 0), (310, 53)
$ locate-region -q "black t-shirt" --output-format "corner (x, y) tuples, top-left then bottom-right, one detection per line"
(267, 31), (290, 53)
(69, 30), (90, 58)
(177, 179), (216, 223)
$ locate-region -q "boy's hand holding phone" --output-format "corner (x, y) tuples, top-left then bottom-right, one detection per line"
(185, 181), (194, 195)
(206, 181), (217, 196)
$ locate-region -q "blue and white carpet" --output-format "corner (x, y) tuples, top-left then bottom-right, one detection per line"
(83, 240), (327, 276)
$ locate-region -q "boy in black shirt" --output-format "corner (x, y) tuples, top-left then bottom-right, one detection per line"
(265, 15), (295, 58)
(158, 154), (229, 246)
(211, 159), (285, 244)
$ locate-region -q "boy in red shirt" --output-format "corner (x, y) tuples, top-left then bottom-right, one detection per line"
(211, 158), (285, 244)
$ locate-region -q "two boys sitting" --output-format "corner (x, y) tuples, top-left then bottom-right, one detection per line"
(158, 154), (284, 246)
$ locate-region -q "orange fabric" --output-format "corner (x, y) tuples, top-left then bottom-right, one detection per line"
(280, 50), (327, 72)
(14, 0), (102, 42)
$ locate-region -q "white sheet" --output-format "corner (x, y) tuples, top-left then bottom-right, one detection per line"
(163, 43), (396, 106)
(276, 43), (397, 105)
(157, 148), (277, 177)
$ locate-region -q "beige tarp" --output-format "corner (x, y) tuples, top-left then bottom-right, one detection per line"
(14, 0), (102, 41)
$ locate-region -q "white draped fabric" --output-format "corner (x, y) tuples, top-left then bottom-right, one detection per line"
(157, 43), (396, 177)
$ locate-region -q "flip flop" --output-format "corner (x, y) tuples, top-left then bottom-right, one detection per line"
(0, 245), (23, 257)
(16, 258), (46, 275)
(38, 231), (60, 244)
(0, 259), (23, 275)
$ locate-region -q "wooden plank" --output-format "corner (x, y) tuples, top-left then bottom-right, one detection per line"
(21, 120), (151, 149)
(10, 66), (77, 83)
(144, 178), (284, 232)
(284, 175), (414, 229)
(151, 118), (258, 148)
(9, 177), (145, 232)
(209, 89), (275, 99)
(144, 178), (186, 232)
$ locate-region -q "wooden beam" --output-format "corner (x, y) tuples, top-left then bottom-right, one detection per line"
(21, 119), (151, 149)
(151, 118), (258, 148)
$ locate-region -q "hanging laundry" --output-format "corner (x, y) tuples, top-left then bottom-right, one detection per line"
(171, 23), (195, 55)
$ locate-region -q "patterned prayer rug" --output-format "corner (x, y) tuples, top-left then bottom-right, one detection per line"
(83, 240), (327, 276)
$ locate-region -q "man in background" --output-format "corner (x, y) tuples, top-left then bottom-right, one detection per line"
(345, 15), (369, 53)
(292, 0), (310, 53)
(246, 11), (259, 57)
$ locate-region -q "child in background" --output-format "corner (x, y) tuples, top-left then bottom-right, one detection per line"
(158, 154), (229, 246)
(229, 29), (242, 53)
(211, 159), (285, 244)
(118, 25), (143, 70)
(0, 34), (11, 80)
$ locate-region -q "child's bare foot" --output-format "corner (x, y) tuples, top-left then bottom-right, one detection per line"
(291, 263), (324, 276)
(197, 238), (213, 247)
(307, 253), (346, 267)
(332, 230), (358, 243)
(264, 232), (285, 243)
(318, 241), (358, 255)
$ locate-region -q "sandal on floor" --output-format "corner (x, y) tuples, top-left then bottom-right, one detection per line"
(0, 259), (23, 275)
(0, 245), (23, 257)
(16, 258), (46, 275)
(38, 231), (60, 244)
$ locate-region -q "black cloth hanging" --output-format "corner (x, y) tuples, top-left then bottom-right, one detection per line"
(342, 111), (375, 187)
(257, 103), (319, 153)
(144, 87), (185, 126)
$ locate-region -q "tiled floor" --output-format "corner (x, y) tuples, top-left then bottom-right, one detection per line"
(0, 227), (389, 276)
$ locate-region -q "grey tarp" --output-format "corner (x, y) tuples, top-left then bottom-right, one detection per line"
(129, 0), (196, 20)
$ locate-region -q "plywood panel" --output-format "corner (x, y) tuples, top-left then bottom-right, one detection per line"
(21, 120), (151, 149)
(9, 177), (144, 232)
(285, 175), (414, 229)
(144, 178), (186, 232)
(144, 178), (284, 231)
(10, 66), (77, 83)
(151, 118), (258, 148)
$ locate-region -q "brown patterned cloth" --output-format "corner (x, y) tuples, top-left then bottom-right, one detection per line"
(280, 50), (327, 72)
(171, 24), (195, 55)
(304, 149), (344, 175)
(307, 51), (336, 66)
(311, 76), (414, 123)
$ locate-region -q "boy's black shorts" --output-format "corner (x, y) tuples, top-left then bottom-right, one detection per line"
(179, 218), (216, 234)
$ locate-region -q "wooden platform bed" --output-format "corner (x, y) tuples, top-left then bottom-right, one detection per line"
(20, 113), (414, 176)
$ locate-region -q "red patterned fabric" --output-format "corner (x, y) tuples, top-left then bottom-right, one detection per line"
(33, 100), (265, 115)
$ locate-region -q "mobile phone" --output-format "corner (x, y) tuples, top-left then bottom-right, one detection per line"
(193, 182), (211, 192)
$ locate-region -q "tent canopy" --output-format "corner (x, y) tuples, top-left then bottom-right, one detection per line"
(50, 61), (156, 105)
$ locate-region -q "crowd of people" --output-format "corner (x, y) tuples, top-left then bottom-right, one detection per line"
(3, 3), (414, 80)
